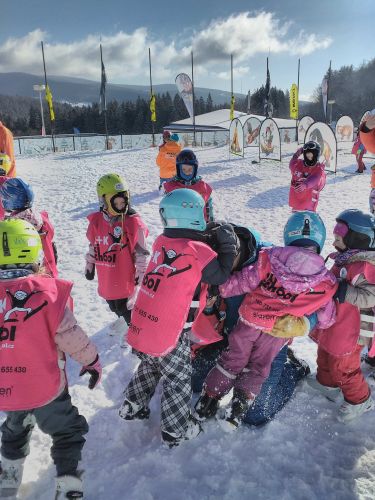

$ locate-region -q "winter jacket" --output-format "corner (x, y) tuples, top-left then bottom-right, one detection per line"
(352, 136), (366, 156)
(360, 121), (375, 154)
(0, 274), (97, 411)
(311, 251), (375, 357)
(0, 121), (16, 177)
(289, 148), (326, 212)
(156, 141), (182, 179)
(219, 246), (337, 334)
(164, 178), (214, 221)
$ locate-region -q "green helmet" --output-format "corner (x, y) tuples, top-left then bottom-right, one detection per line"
(0, 219), (43, 265)
(96, 174), (129, 198)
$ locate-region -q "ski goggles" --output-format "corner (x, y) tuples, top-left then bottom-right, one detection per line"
(303, 141), (319, 151)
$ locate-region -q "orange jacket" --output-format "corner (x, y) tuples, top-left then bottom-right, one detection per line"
(0, 122), (16, 177)
(156, 141), (181, 179)
(371, 166), (375, 189)
(360, 123), (375, 155)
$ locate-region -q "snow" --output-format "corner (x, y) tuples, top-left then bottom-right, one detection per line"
(3, 142), (375, 500)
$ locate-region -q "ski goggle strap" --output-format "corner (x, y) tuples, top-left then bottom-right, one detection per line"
(334, 222), (349, 238)
(303, 141), (319, 151)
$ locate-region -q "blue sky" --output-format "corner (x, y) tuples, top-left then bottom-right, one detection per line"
(1, 0), (374, 100)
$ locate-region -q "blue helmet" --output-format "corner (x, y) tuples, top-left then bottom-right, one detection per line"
(176, 149), (198, 183)
(284, 211), (326, 253)
(336, 209), (375, 250)
(159, 188), (206, 231)
(0, 178), (34, 211)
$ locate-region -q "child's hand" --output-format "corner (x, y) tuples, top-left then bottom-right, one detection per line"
(85, 251), (96, 280)
(79, 355), (102, 389)
(294, 181), (307, 193)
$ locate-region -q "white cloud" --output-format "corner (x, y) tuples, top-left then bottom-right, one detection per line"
(0, 12), (332, 82)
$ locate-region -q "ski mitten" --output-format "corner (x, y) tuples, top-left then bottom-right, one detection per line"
(85, 247), (96, 281)
(79, 355), (102, 389)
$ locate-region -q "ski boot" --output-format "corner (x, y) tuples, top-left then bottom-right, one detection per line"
(287, 347), (311, 377)
(337, 397), (375, 423)
(218, 390), (254, 433)
(162, 415), (202, 448)
(119, 398), (150, 421)
(55, 475), (83, 499)
(194, 392), (220, 420)
(306, 376), (343, 402)
(0, 457), (25, 499)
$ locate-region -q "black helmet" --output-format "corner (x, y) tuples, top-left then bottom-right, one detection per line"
(176, 149), (198, 182)
(336, 209), (375, 250)
(303, 141), (321, 166)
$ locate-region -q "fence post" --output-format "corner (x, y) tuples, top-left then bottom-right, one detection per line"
(72, 135), (75, 151)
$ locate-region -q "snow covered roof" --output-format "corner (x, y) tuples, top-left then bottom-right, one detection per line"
(167, 109), (297, 132)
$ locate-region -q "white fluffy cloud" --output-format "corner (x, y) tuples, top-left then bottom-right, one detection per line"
(0, 12), (332, 82)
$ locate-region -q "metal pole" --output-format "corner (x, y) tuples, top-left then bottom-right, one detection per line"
(41, 41), (55, 152)
(231, 54), (233, 118)
(38, 90), (46, 136)
(148, 48), (155, 147)
(100, 44), (109, 150)
(326, 60), (332, 124)
(296, 58), (300, 140)
(191, 51), (196, 147)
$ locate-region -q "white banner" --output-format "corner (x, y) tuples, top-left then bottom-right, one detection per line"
(297, 116), (314, 144)
(259, 118), (281, 161)
(243, 117), (261, 147)
(229, 119), (244, 157)
(175, 73), (194, 118)
(304, 121), (337, 173)
(335, 115), (354, 142)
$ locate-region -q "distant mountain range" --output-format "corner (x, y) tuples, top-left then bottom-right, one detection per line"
(0, 72), (246, 106)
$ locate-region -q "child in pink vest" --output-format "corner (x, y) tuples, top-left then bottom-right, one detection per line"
(309, 209), (375, 422)
(289, 141), (326, 212)
(195, 211), (337, 431)
(0, 178), (58, 277)
(85, 173), (149, 335)
(163, 149), (214, 222)
(0, 219), (101, 499)
(119, 189), (238, 447)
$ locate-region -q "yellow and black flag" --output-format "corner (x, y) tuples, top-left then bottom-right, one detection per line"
(150, 94), (156, 122)
(230, 94), (235, 120)
(45, 85), (55, 121)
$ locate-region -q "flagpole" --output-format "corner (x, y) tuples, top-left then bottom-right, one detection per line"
(266, 57), (269, 118)
(191, 51), (196, 147)
(41, 41), (55, 152)
(296, 58), (300, 139)
(326, 60), (332, 124)
(148, 48), (155, 147)
(100, 44), (109, 150)
(231, 54), (234, 120)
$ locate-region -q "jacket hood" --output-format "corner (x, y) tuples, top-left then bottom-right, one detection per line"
(268, 246), (336, 293)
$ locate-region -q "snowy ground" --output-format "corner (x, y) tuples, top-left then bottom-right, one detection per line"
(3, 142), (375, 500)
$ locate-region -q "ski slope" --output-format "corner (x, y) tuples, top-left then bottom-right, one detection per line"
(3, 143), (375, 500)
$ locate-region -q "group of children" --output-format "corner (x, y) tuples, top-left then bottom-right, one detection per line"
(1, 127), (375, 497)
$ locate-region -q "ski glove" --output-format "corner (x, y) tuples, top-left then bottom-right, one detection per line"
(214, 224), (239, 255)
(294, 181), (307, 193)
(79, 355), (102, 390)
(334, 280), (348, 304)
(85, 250), (96, 281)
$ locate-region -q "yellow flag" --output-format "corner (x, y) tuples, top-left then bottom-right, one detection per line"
(150, 94), (156, 122)
(290, 83), (298, 119)
(230, 94), (235, 120)
(45, 84), (55, 121)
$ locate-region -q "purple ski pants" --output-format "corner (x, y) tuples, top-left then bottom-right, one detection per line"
(205, 320), (287, 398)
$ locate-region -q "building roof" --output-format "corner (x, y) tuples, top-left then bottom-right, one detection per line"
(167, 109), (297, 132)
